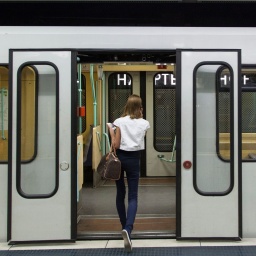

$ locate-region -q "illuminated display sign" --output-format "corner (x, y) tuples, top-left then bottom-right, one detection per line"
(117, 73), (131, 86)
(240, 72), (256, 87)
(154, 72), (176, 87)
(109, 73), (132, 88)
(115, 69), (256, 89)
(220, 68), (256, 89)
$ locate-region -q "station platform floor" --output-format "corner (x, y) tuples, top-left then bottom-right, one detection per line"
(1, 238), (256, 255)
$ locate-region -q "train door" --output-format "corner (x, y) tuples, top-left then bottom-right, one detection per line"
(8, 50), (77, 243)
(176, 50), (242, 239)
(106, 70), (176, 177)
(146, 71), (176, 176)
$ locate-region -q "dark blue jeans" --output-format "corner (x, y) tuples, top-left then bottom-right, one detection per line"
(115, 149), (141, 236)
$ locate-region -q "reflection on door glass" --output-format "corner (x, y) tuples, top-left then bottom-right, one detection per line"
(195, 64), (232, 194)
(18, 64), (57, 197)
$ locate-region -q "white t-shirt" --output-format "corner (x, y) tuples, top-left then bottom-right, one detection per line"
(113, 115), (150, 151)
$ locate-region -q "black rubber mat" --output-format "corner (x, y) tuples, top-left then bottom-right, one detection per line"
(1, 246), (256, 256)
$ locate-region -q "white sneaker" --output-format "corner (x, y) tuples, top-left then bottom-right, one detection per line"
(122, 229), (132, 252)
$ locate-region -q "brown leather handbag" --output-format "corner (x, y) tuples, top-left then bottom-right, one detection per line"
(97, 146), (121, 180)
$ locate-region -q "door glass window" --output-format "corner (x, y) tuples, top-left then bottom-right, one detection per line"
(108, 73), (132, 122)
(154, 72), (176, 152)
(17, 64), (58, 198)
(20, 66), (37, 162)
(194, 64), (233, 195)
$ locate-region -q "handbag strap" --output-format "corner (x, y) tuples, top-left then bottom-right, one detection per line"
(110, 143), (117, 155)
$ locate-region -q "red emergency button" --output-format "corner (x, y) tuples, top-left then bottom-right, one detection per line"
(183, 161), (192, 169)
(77, 106), (86, 117)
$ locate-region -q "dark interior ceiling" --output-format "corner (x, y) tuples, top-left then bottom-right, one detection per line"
(1, 1), (256, 27)
(77, 51), (176, 64)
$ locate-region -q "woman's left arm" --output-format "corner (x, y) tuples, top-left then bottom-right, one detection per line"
(107, 123), (121, 149)
(114, 127), (121, 149)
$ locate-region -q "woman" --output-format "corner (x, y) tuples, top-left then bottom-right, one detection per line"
(108, 94), (150, 252)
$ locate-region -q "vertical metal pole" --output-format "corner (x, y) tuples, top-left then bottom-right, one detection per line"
(1, 89), (6, 140)
(77, 62), (82, 134)
(101, 72), (106, 155)
(90, 64), (97, 127)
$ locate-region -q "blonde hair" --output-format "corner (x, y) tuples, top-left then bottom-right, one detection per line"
(122, 94), (142, 119)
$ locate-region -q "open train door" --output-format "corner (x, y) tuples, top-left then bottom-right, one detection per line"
(176, 50), (242, 239)
(8, 50), (77, 243)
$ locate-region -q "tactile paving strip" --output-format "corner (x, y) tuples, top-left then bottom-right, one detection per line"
(1, 246), (256, 256)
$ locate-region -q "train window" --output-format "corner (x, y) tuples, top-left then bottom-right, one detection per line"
(217, 67), (231, 161)
(194, 64), (233, 195)
(0, 66), (8, 163)
(108, 73), (132, 122)
(154, 72), (176, 152)
(17, 64), (58, 198)
(241, 67), (256, 161)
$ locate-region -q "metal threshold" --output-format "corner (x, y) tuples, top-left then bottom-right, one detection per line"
(77, 230), (176, 240)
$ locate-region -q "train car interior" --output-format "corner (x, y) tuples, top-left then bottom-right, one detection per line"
(75, 51), (177, 239)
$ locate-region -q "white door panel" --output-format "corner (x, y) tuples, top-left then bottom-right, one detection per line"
(178, 50), (241, 239)
(9, 50), (75, 242)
